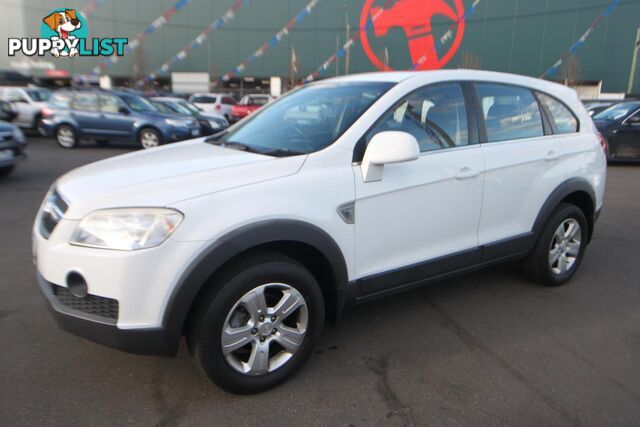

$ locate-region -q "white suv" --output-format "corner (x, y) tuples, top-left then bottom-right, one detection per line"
(34, 71), (606, 394)
(188, 93), (236, 120)
(0, 86), (51, 133)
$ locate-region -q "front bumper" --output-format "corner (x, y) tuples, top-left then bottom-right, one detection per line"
(167, 126), (200, 142)
(0, 139), (26, 167)
(37, 272), (177, 356)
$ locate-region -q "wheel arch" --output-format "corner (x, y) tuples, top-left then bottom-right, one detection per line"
(161, 220), (349, 351)
(532, 178), (596, 243)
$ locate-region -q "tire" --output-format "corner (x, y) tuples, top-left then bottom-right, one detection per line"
(187, 252), (325, 394)
(521, 203), (588, 286)
(55, 125), (78, 148)
(138, 128), (162, 149)
(0, 164), (15, 177)
(34, 115), (46, 136)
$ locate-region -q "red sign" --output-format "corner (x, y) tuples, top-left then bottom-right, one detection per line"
(360, 0), (466, 71)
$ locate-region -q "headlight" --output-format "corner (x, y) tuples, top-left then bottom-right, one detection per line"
(209, 119), (223, 129)
(12, 127), (25, 144)
(165, 118), (190, 127)
(70, 208), (183, 251)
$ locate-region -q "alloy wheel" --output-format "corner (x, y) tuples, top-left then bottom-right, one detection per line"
(140, 130), (160, 148)
(56, 127), (75, 148)
(549, 218), (581, 275)
(221, 283), (308, 376)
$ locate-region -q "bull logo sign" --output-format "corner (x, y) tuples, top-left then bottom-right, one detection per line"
(360, 0), (466, 71)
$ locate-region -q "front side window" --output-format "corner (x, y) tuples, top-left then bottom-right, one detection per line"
(25, 88), (51, 102)
(120, 94), (155, 112)
(98, 94), (124, 113)
(477, 83), (544, 142)
(208, 82), (392, 156)
(365, 83), (469, 153)
(72, 93), (98, 112)
(537, 92), (578, 134)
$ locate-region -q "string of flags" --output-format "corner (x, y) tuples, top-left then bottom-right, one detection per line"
(303, 0), (484, 83)
(221, 0), (322, 81)
(139, 0), (249, 85)
(540, 0), (620, 78)
(92, 0), (193, 75)
(81, 0), (107, 19)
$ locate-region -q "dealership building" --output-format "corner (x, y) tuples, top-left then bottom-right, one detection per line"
(1, 0), (639, 95)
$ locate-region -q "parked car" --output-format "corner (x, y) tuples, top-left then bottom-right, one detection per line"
(41, 90), (200, 149)
(189, 93), (236, 120)
(593, 101), (640, 162)
(0, 100), (17, 122)
(151, 97), (229, 136)
(0, 86), (51, 134)
(34, 70), (606, 394)
(0, 120), (26, 176)
(230, 94), (274, 122)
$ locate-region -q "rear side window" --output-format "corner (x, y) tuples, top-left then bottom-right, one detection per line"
(366, 83), (469, 153)
(50, 92), (72, 108)
(476, 83), (544, 142)
(72, 93), (98, 112)
(191, 95), (216, 104)
(537, 92), (579, 134)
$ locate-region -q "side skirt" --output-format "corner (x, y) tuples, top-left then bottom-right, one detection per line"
(352, 233), (533, 304)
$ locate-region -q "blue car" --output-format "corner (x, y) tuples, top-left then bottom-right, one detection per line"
(41, 90), (200, 149)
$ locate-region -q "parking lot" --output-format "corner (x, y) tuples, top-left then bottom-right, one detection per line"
(1, 136), (639, 426)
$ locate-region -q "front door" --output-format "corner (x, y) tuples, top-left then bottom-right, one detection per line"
(613, 110), (640, 159)
(97, 93), (136, 139)
(354, 82), (484, 292)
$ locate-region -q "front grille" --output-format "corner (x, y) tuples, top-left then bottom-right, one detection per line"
(39, 189), (69, 239)
(52, 284), (119, 320)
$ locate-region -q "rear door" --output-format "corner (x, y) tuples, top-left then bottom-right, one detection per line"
(476, 83), (569, 251)
(354, 82), (485, 288)
(70, 92), (101, 137)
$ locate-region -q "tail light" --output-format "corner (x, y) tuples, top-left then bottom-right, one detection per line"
(597, 132), (608, 154)
(215, 104), (221, 110)
(41, 107), (53, 117)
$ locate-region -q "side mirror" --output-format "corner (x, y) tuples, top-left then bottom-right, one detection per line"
(118, 106), (130, 115)
(361, 131), (420, 182)
(626, 116), (640, 126)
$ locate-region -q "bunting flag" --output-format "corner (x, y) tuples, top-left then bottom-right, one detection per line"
(303, 0), (484, 83)
(139, 0), (249, 85)
(91, 0), (193, 75)
(540, 0), (620, 78)
(221, 0), (321, 81)
(81, 0), (107, 19)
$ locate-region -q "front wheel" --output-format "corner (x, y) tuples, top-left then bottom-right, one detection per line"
(138, 128), (162, 149)
(55, 125), (77, 148)
(521, 203), (588, 286)
(187, 253), (324, 394)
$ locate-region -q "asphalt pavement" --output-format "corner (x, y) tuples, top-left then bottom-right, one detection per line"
(1, 136), (639, 426)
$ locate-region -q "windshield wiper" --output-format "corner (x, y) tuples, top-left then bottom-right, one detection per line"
(257, 148), (306, 157)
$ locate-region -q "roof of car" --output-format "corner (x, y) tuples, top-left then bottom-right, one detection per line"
(321, 69), (574, 95)
(151, 97), (185, 102)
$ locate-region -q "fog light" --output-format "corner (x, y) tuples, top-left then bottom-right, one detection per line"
(66, 272), (88, 298)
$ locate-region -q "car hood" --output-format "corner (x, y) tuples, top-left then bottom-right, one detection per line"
(0, 121), (15, 132)
(55, 139), (306, 219)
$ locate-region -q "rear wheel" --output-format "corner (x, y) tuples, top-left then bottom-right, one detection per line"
(55, 125), (77, 148)
(187, 253), (324, 394)
(138, 128), (162, 149)
(521, 203), (588, 286)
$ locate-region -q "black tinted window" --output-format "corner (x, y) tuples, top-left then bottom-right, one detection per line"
(537, 93), (578, 134)
(72, 93), (98, 112)
(367, 83), (469, 152)
(191, 96), (216, 103)
(477, 84), (543, 142)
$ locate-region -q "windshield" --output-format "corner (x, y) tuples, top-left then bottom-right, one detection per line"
(177, 100), (201, 114)
(594, 102), (640, 121)
(243, 96), (269, 106)
(25, 88), (51, 102)
(208, 82), (392, 156)
(150, 101), (175, 114)
(121, 94), (156, 112)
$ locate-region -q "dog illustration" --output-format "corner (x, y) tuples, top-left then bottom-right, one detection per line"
(42, 9), (82, 57)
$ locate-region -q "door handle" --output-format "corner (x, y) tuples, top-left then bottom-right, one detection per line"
(455, 167), (480, 180)
(545, 150), (560, 161)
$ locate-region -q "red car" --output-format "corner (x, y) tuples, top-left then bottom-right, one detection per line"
(230, 94), (273, 122)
